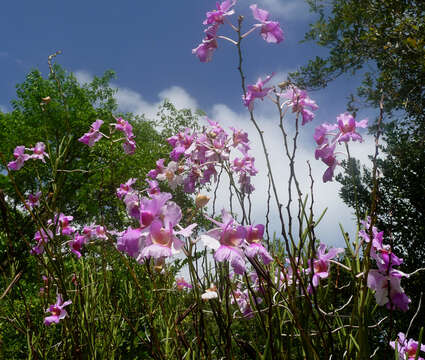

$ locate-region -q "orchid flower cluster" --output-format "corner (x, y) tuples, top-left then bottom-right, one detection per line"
(201, 209), (272, 275)
(30, 212), (106, 259)
(314, 112), (368, 182)
(116, 182), (197, 264)
(193, 1), (283, 63)
(390, 332), (425, 360)
(78, 117), (136, 155)
(8, 142), (49, 171)
(148, 119), (258, 194)
(360, 218), (411, 311)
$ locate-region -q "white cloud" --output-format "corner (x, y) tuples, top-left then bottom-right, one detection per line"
(73, 69), (199, 120)
(74, 70), (93, 85)
(115, 84), (199, 119)
(158, 86), (198, 111)
(256, 0), (312, 20)
(71, 69), (376, 247)
(207, 101), (376, 247)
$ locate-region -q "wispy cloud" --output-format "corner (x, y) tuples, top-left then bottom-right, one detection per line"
(256, 0), (312, 20)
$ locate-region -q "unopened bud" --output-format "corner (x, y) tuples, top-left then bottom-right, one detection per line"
(195, 194), (210, 208)
(278, 81), (289, 90)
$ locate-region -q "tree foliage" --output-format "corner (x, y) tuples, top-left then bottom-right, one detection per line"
(294, 0), (425, 337)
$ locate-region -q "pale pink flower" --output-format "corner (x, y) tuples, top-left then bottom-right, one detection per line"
(203, 0), (236, 25)
(78, 119), (104, 147)
(336, 113), (368, 143)
(243, 74), (274, 111)
(8, 145), (30, 171)
(29, 142), (49, 162)
(250, 4), (284, 44)
(44, 294), (72, 326)
(193, 24), (219, 63)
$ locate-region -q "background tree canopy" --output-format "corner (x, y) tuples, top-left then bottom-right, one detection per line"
(0, 63), (205, 358)
(292, 0), (425, 336)
(0, 62), (201, 283)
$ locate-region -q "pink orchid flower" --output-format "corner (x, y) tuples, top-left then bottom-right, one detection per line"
(44, 294), (72, 326)
(250, 4), (284, 44)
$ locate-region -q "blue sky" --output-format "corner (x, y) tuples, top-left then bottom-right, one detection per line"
(1, 0), (378, 245)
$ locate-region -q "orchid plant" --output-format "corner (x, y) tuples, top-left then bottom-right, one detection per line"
(1, 1), (424, 359)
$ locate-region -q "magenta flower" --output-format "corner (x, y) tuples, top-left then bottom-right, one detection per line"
(204, 210), (247, 274)
(176, 277), (192, 291)
(117, 227), (144, 258)
(367, 269), (410, 311)
(309, 243), (343, 288)
(8, 145), (30, 171)
(123, 137), (136, 155)
(44, 294), (72, 326)
(362, 220), (411, 311)
(94, 225), (108, 240)
(124, 192), (141, 219)
(313, 123), (337, 145)
(82, 225), (96, 240)
(230, 127), (250, 151)
(336, 112), (368, 143)
(281, 86), (318, 125)
(112, 117), (137, 154)
(146, 179), (160, 196)
(114, 117), (134, 138)
(203, 0), (236, 25)
(315, 142), (338, 182)
(243, 74), (274, 111)
(148, 158), (166, 179)
(29, 142), (49, 162)
(30, 228), (53, 255)
(244, 224), (272, 265)
(26, 191), (42, 209)
(250, 4), (284, 44)
(127, 192), (197, 261)
(48, 213), (74, 236)
(69, 233), (87, 259)
(116, 178), (137, 200)
(231, 288), (254, 318)
(78, 119), (104, 146)
(390, 332), (425, 360)
(193, 24), (219, 63)
(314, 113), (367, 183)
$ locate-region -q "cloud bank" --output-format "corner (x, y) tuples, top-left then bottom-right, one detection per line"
(75, 68), (376, 247)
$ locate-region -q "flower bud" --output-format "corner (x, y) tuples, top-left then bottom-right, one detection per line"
(195, 194), (210, 208)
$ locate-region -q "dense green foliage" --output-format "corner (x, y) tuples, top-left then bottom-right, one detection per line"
(0, 64), (203, 359)
(293, 0), (425, 338)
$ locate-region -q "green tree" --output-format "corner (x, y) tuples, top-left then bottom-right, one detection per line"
(0, 62), (203, 358)
(292, 0), (425, 343)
